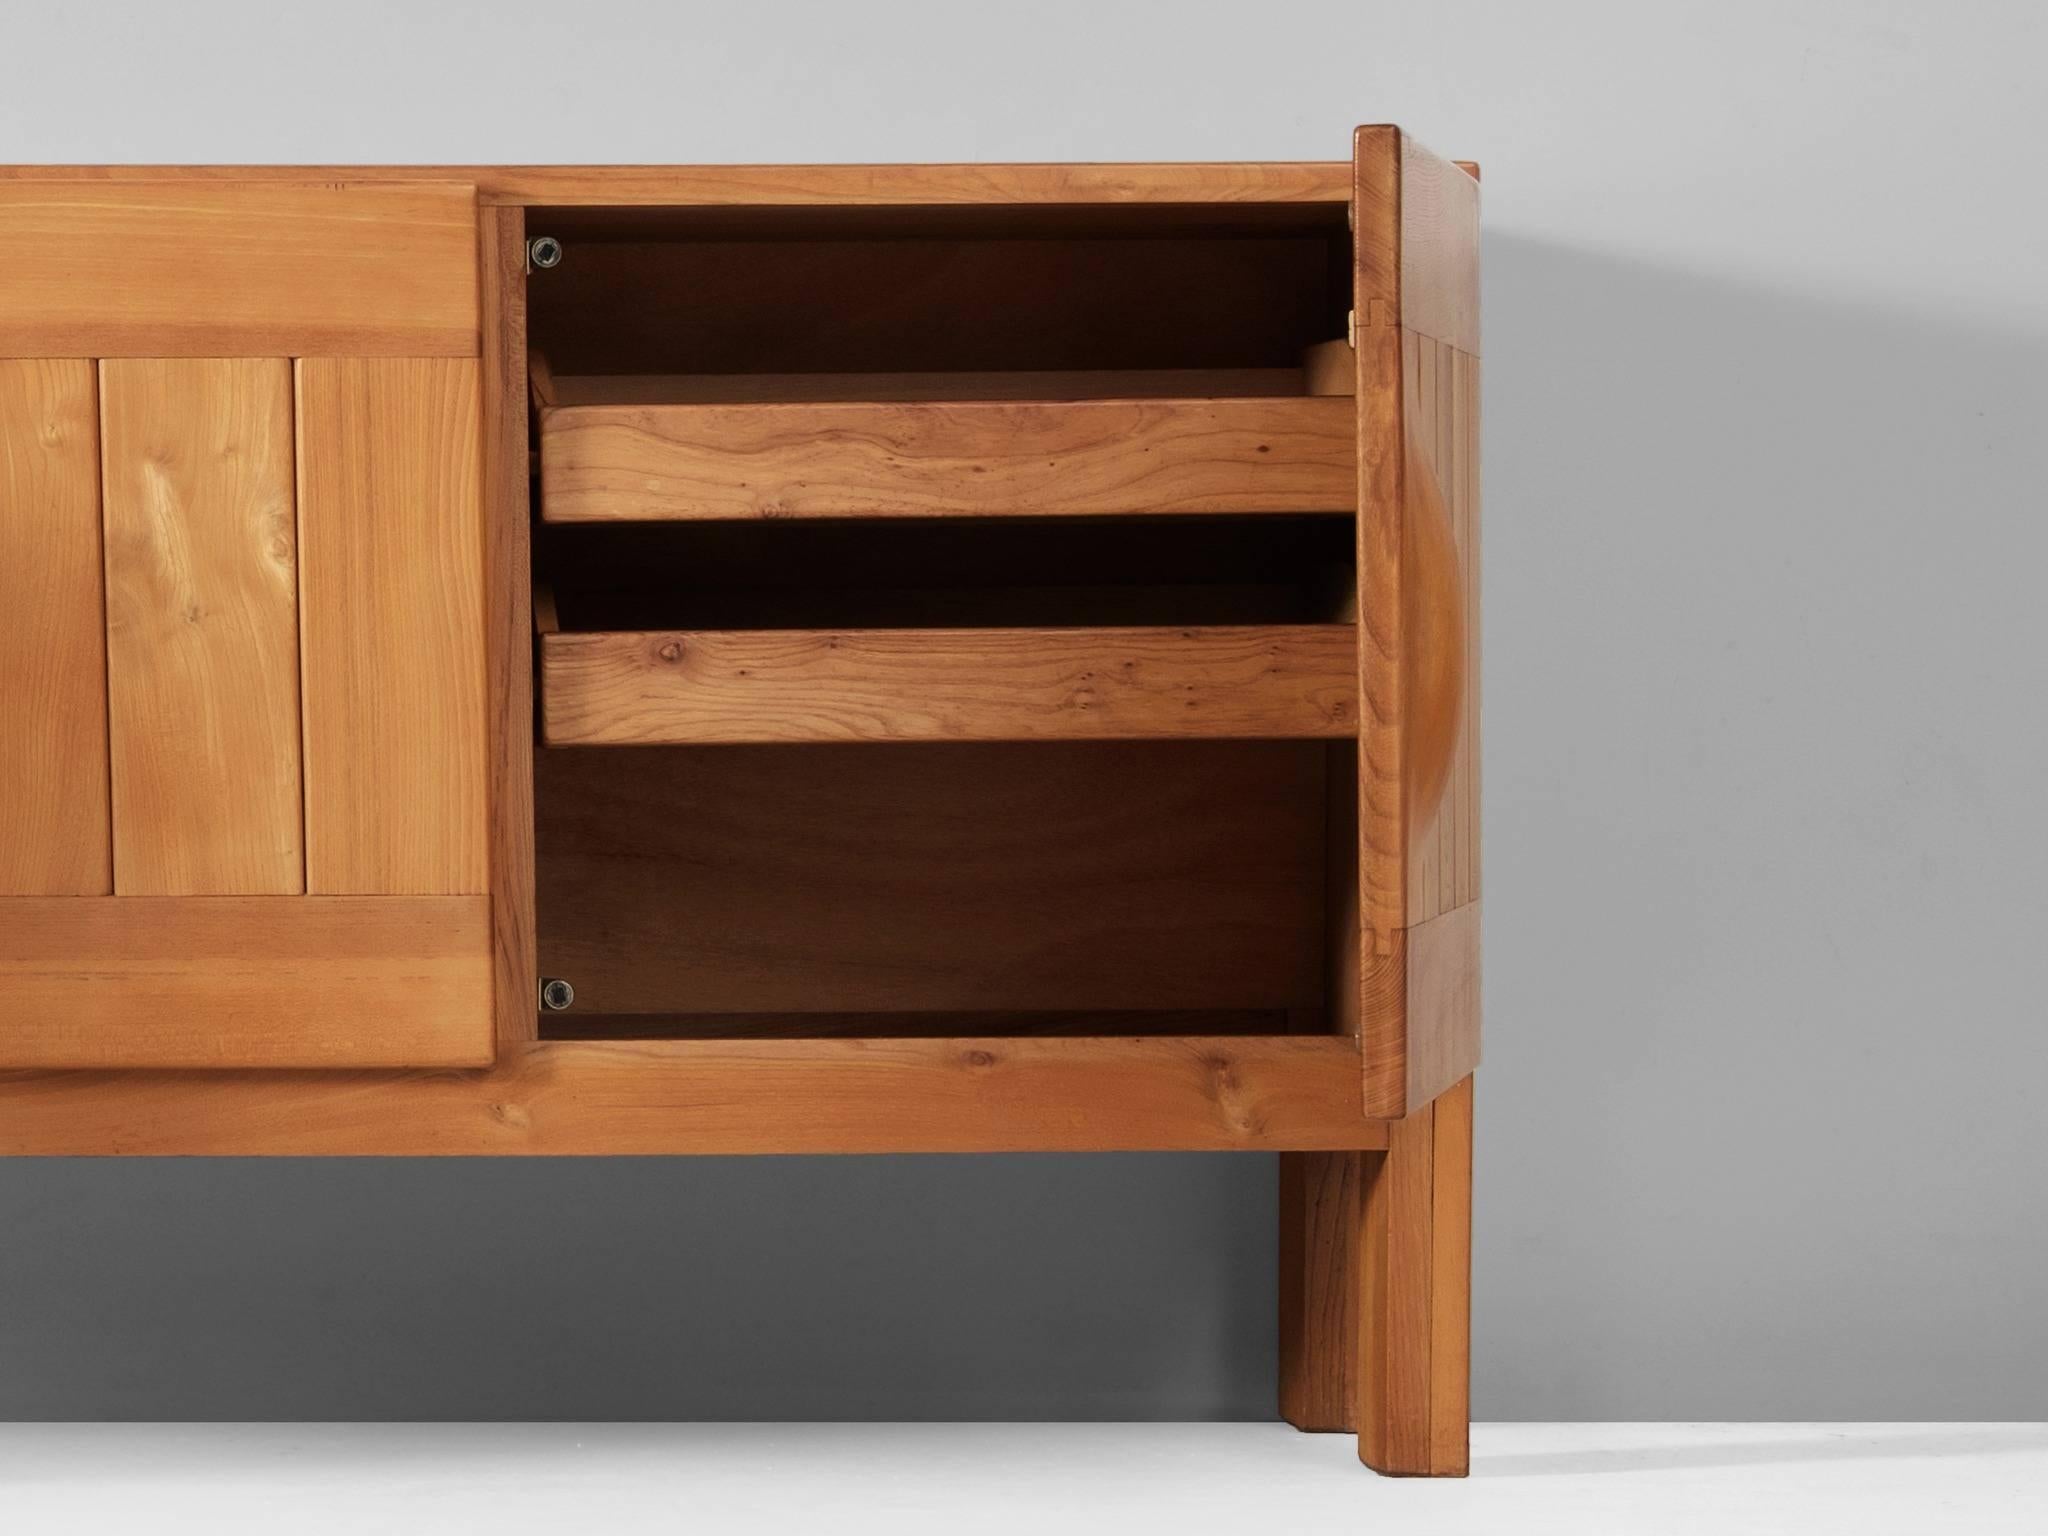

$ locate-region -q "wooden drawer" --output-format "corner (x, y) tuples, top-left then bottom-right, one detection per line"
(540, 624), (1358, 745)
(537, 391), (1356, 522)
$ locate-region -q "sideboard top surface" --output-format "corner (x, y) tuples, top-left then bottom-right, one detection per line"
(0, 162), (1355, 207)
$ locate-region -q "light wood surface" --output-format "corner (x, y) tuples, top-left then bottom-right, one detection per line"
(1301, 340), (1358, 399)
(1362, 903), (1482, 1121)
(539, 397), (1355, 522)
(481, 206), (539, 1048)
(536, 741), (1328, 1016)
(1354, 128), (1481, 355)
(296, 358), (487, 895)
(1403, 334), (1481, 925)
(0, 182), (480, 356)
(1, 145), (1480, 1479)
(1352, 126), (1484, 1118)
(0, 162), (1353, 208)
(1428, 1075), (1475, 1474)
(0, 896), (492, 1069)
(1357, 1075), (1472, 1475)
(1280, 1150), (1362, 1431)
(0, 1037), (1388, 1154)
(0, 359), (110, 894)
(99, 358), (304, 895)
(542, 626), (1359, 744)
(1306, 353), (1364, 1048)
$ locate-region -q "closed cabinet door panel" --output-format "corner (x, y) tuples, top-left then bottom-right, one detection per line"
(0, 180), (493, 1069)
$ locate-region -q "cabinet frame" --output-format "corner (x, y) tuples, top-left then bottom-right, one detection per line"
(0, 134), (1480, 1476)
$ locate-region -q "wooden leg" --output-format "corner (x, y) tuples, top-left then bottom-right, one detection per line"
(1278, 1150), (1361, 1430)
(1358, 1075), (1472, 1475)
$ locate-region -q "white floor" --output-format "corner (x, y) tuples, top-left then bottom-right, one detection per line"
(0, 1422), (2042, 1534)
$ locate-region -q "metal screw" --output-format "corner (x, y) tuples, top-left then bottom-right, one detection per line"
(539, 977), (575, 1011)
(527, 235), (564, 270)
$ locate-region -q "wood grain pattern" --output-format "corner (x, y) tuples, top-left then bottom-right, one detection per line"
(537, 741), (1328, 1016)
(1353, 126), (1484, 1118)
(1301, 340), (1357, 399)
(1429, 1073), (1475, 1474)
(0, 182), (479, 356)
(0, 896), (492, 1069)
(1402, 903), (1481, 1115)
(1403, 336), (1482, 924)
(1359, 913), (1482, 1125)
(542, 626), (1358, 745)
(0, 163), (1353, 209)
(1306, 352), (1364, 1051)
(0, 1036), (1387, 1154)
(296, 358), (487, 895)
(481, 206), (538, 1048)
(539, 397), (1356, 522)
(1356, 319), (1408, 946)
(1357, 1075), (1472, 1476)
(1353, 128), (1481, 355)
(98, 358), (303, 895)
(1279, 1150), (1361, 1431)
(0, 359), (110, 894)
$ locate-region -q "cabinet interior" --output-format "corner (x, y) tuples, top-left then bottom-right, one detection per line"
(524, 199), (1360, 1042)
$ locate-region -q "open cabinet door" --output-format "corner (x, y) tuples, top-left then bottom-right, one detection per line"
(1352, 128), (1482, 1119)
(0, 180), (493, 1068)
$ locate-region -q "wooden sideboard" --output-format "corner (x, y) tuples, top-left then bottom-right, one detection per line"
(0, 126), (1480, 1474)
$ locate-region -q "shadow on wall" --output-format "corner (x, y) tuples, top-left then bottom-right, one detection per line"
(0, 1153), (1275, 1420)
(1477, 235), (2048, 1419)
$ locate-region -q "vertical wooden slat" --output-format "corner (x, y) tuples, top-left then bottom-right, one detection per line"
(99, 358), (303, 894)
(1356, 1075), (1474, 1476)
(1408, 333), (1440, 924)
(481, 206), (538, 1046)
(1301, 343), (1361, 1044)
(1358, 1096), (1435, 1472)
(1356, 126), (1482, 1121)
(1435, 338), (1457, 911)
(1423, 329), (1443, 926)
(1445, 346), (1463, 910)
(297, 357), (486, 895)
(1428, 1075), (1474, 1473)
(0, 359), (111, 894)
(1279, 1149), (1362, 1431)
(1464, 353), (1482, 907)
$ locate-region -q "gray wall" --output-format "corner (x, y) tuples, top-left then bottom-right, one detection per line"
(3, 1), (2044, 1419)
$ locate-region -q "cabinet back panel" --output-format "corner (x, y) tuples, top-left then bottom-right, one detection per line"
(535, 741), (1330, 1018)
(541, 516), (1355, 632)
(528, 234), (1345, 377)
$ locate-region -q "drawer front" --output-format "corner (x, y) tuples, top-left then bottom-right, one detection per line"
(541, 625), (1358, 746)
(540, 394), (1356, 523)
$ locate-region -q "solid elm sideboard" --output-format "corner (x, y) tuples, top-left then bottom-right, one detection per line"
(0, 126), (1480, 1475)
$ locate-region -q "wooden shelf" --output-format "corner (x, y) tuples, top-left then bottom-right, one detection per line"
(537, 393), (1356, 522)
(541, 625), (1358, 745)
